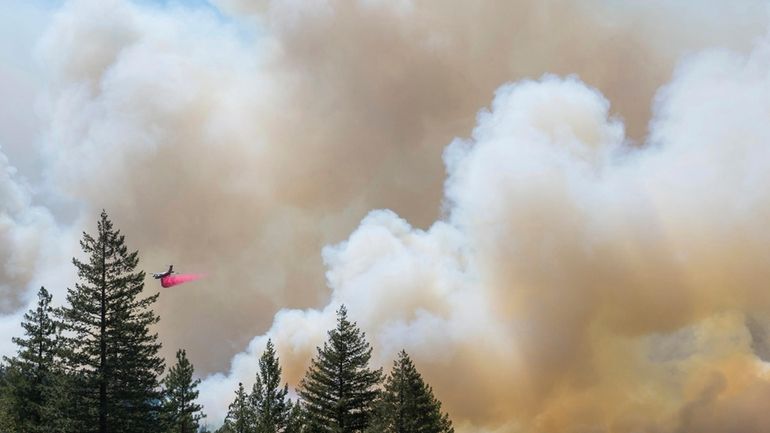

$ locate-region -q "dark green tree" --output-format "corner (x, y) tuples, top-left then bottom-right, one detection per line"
(2, 286), (59, 433)
(367, 351), (453, 433)
(48, 370), (85, 433)
(163, 349), (205, 433)
(224, 382), (254, 433)
(58, 211), (164, 433)
(284, 400), (304, 433)
(298, 305), (382, 433)
(251, 339), (293, 433)
(0, 363), (13, 432)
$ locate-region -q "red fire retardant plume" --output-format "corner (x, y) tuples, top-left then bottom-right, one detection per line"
(160, 274), (204, 288)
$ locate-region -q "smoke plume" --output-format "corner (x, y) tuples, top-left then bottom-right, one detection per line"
(198, 55), (770, 431)
(4, 0), (770, 432)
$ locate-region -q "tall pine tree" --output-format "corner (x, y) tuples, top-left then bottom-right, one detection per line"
(58, 211), (164, 433)
(2, 287), (59, 433)
(251, 339), (292, 433)
(367, 351), (453, 433)
(298, 305), (381, 433)
(163, 349), (205, 433)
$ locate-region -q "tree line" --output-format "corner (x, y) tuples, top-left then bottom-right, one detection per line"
(0, 212), (453, 433)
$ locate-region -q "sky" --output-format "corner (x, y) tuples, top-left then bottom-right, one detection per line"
(4, 0), (770, 431)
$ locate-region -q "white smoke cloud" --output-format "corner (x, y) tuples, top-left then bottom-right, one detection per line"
(199, 35), (770, 431)
(0, 142), (78, 357)
(0, 148), (58, 309)
(4, 1), (770, 432)
(25, 0), (770, 378)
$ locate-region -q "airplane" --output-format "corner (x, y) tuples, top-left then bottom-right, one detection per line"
(152, 265), (174, 279)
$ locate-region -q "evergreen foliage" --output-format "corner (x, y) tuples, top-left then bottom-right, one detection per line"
(0, 364), (13, 432)
(224, 382), (254, 433)
(2, 287), (59, 433)
(164, 349), (206, 433)
(367, 351), (453, 433)
(0, 215), (456, 433)
(58, 211), (165, 433)
(284, 400), (305, 433)
(251, 339), (293, 433)
(298, 305), (382, 433)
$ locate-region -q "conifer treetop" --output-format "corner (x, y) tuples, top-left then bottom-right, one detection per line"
(368, 350), (453, 433)
(3, 286), (61, 433)
(253, 338), (292, 432)
(8, 287), (57, 368)
(58, 210), (164, 433)
(163, 349), (205, 433)
(299, 305), (382, 433)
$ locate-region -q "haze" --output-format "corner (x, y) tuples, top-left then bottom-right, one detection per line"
(3, 1), (770, 431)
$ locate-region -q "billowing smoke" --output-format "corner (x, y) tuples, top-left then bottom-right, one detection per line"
(30, 0), (768, 373)
(198, 51), (770, 431)
(0, 143), (75, 355)
(0, 148), (49, 355)
(4, 0), (770, 432)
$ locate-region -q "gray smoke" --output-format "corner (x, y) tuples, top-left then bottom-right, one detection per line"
(3, 1), (770, 432)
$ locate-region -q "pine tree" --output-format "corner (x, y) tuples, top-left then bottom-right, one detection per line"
(298, 305), (382, 433)
(251, 339), (293, 433)
(163, 349), (206, 433)
(284, 401), (304, 433)
(224, 382), (254, 433)
(0, 363), (13, 432)
(48, 370), (84, 433)
(0, 363), (18, 432)
(249, 375), (263, 430)
(2, 287), (59, 433)
(58, 211), (164, 433)
(367, 351), (453, 433)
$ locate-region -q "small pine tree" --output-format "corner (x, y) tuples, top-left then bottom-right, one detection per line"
(251, 339), (292, 433)
(224, 382), (254, 433)
(298, 305), (382, 433)
(58, 211), (165, 433)
(284, 400), (304, 433)
(163, 349), (206, 433)
(2, 287), (59, 433)
(367, 351), (453, 433)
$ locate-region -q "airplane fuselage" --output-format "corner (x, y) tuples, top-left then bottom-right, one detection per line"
(152, 265), (174, 279)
